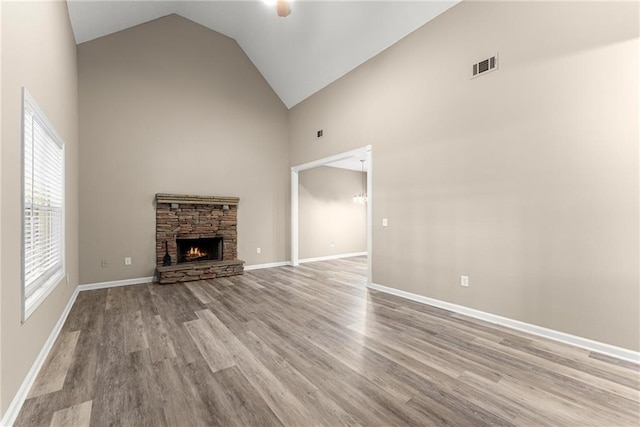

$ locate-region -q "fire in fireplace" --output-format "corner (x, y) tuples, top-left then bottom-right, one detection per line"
(177, 238), (222, 263)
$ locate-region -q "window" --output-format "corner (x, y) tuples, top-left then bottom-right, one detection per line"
(22, 88), (65, 320)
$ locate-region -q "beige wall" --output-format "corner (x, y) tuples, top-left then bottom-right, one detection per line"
(78, 15), (289, 284)
(289, 1), (639, 351)
(299, 166), (366, 259)
(1, 0), (79, 415)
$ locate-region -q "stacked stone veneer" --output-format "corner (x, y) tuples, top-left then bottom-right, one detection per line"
(155, 193), (244, 284)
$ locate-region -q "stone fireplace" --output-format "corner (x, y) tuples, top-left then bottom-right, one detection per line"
(155, 193), (244, 284)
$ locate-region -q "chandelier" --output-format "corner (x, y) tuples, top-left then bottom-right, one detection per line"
(353, 159), (368, 204)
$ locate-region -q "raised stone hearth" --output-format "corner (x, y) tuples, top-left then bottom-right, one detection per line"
(155, 193), (244, 284)
(156, 260), (244, 284)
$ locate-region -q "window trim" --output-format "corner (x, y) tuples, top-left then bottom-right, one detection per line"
(21, 87), (66, 321)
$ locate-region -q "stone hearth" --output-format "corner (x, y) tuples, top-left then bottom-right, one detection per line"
(155, 193), (244, 284)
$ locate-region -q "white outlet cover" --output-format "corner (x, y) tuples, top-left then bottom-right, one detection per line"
(125, 257), (132, 266)
(382, 218), (388, 227)
(461, 275), (469, 287)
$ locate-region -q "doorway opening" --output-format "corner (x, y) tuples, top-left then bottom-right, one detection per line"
(290, 145), (372, 285)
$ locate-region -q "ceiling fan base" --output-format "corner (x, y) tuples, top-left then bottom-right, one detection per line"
(276, 1), (291, 17)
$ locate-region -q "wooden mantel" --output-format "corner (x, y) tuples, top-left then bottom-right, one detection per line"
(155, 193), (239, 206)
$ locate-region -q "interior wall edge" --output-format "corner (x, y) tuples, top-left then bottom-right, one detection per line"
(0, 287), (80, 427)
(368, 282), (640, 364)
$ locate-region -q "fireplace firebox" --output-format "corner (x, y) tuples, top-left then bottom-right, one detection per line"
(177, 237), (222, 263)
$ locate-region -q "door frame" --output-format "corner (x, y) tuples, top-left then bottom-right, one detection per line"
(290, 145), (372, 285)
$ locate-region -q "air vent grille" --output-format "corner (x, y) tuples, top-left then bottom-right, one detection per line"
(472, 54), (498, 78)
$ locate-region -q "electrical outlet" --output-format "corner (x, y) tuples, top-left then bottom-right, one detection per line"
(101, 259), (108, 268)
(382, 218), (388, 227)
(461, 275), (469, 287)
(256, 248), (261, 254)
(124, 257), (132, 266)
(330, 240), (335, 248)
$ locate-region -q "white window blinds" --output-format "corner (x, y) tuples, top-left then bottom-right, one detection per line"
(22, 88), (65, 319)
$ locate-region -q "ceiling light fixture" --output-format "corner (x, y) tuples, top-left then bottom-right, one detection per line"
(353, 159), (368, 204)
(263, 0), (292, 17)
(276, 0), (292, 17)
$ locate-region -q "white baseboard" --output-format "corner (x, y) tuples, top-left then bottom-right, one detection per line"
(368, 282), (640, 365)
(244, 261), (291, 271)
(77, 276), (154, 291)
(0, 287), (80, 427)
(245, 254), (367, 270)
(299, 252), (367, 264)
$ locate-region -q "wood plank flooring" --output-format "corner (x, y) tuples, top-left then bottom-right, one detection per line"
(14, 257), (640, 426)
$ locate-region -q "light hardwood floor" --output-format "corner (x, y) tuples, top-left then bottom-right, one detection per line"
(14, 257), (640, 426)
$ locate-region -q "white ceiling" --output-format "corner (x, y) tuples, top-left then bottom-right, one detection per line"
(66, 0), (460, 108)
(326, 156), (367, 172)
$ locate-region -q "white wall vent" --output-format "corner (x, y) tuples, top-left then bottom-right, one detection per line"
(472, 54), (498, 79)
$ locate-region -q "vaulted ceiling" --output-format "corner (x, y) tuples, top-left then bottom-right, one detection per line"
(66, 0), (460, 108)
